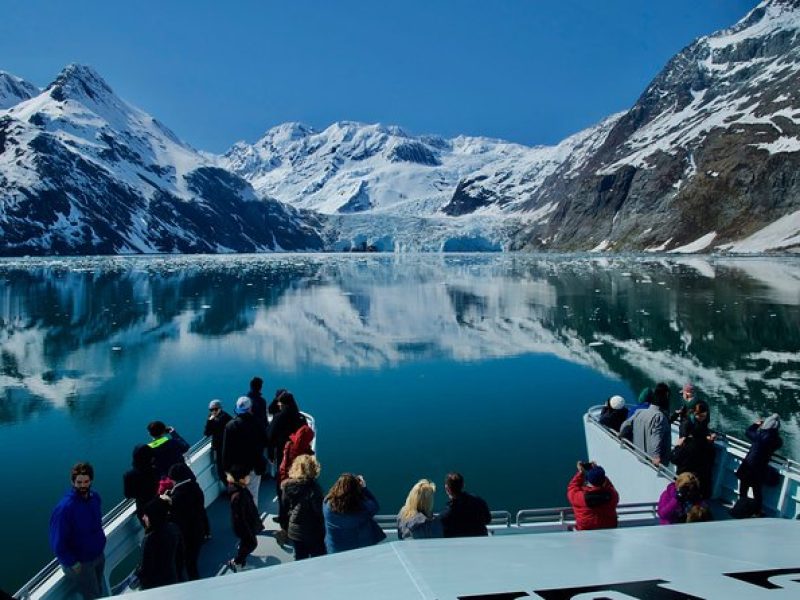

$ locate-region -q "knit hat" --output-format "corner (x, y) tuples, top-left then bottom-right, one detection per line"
(209, 399), (222, 410)
(586, 466), (606, 486)
(235, 396), (252, 415)
(761, 413), (781, 430)
(609, 395), (625, 410)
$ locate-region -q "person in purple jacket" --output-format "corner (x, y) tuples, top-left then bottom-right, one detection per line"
(49, 463), (108, 600)
(657, 472), (707, 525)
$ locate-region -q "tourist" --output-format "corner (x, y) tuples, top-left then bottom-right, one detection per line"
(246, 377), (269, 432)
(671, 401), (716, 498)
(281, 455), (326, 560)
(49, 463), (108, 600)
(137, 498), (184, 589)
(146, 421), (190, 478)
(267, 390), (307, 470)
(268, 391), (308, 521)
(736, 414), (783, 516)
(657, 472), (705, 525)
(222, 396), (268, 504)
(203, 399), (232, 481)
(227, 465), (264, 572)
(277, 423), (316, 533)
(397, 479), (443, 540)
(670, 382), (699, 425)
(439, 472), (491, 538)
(619, 382), (671, 466)
(566, 462), (619, 531)
(598, 395), (627, 432)
(123, 444), (158, 522)
(166, 463), (209, 580)
(323, 473), (385, 553)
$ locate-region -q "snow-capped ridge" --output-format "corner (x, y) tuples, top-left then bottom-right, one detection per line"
(47, 63), (116, 104)
(0, 71), (39, 110)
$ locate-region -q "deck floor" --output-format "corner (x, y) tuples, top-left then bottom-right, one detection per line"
(196, 475), (294, 578)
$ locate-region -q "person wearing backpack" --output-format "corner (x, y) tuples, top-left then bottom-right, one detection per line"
(226, 465), (264, 572)
(166, 463), (209, 580)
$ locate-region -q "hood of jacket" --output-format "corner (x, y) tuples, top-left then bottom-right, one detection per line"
(290, 424), (315, 451)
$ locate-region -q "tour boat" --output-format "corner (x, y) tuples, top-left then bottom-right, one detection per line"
(15, 408), (800, 600)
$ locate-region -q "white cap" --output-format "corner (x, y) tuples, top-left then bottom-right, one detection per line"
(609, 395), (626, 410)
(235, 396), (252, 415)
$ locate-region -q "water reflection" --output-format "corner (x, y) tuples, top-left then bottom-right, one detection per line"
(0, 254), (799, 438)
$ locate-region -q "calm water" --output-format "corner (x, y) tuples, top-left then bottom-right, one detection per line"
(2, 253), (800, 591)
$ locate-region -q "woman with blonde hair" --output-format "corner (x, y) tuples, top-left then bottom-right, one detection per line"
(657, 472), (702, 525)
(397, 479), (443, 540)
(281, 455), (325, 560)
(323, 473), (385, 553)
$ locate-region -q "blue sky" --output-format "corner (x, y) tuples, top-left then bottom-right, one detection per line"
(3, 0), (757, 153)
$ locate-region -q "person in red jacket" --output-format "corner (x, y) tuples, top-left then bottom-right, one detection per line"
(567, 461), (619, 531)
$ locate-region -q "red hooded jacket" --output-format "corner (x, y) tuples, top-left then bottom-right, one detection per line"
(278, 424), (315, 483)
(567, 471), (619, 531)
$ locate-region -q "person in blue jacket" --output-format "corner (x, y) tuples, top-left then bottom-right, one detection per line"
(737, 413), (783, 515)
(49, 462), (107, 600)
(323, 473), (385, 553)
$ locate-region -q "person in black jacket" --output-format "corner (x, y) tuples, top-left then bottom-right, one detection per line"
(167, 463), (209, 580)
(671, 401), (717, 499)
(598, 395), (627, 432)
(123, 444), (158, 522)
(204, 399), (233, 482)
(223, 397), (268, 505)
(146, 421), (190, 478)
(281, 455), (326, 560)
(227, 465), (264, 572)
(137, 498), (184, 590)
(267, 391), (307, 465)
(246, 377), (269, 432)
(439, 472), (491, 537)
(267, 391), (307, 517)
(737, 414), (783, 515)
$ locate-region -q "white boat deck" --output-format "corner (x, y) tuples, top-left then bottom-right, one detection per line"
(130, 518), (800, 600)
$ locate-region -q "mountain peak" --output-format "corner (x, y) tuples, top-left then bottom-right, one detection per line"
(47, 63), (115, 103)
(0, 71), (39, 109)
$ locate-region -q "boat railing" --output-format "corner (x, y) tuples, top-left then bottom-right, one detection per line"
(586, 405), (676, 481)
(586, 405), (800, 519)
(515, 502), (659, 531)
(374, 510), (511, 533)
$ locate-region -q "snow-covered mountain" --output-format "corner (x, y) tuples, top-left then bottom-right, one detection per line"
(506, 0), (800, 253)
(225, 121), (535, 217)
(224, 118), (619, 251)
(2, 0), (798, 255)
(0, 71), (38, 109)
(0, 64), (324, 255)
(227, 0), (800, 253)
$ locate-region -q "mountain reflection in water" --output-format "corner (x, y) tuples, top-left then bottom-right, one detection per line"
(0, 253), (799, 591)
(1, 254), (798, 432)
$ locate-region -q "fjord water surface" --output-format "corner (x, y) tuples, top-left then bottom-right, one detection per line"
(1, 254), (799, 591)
